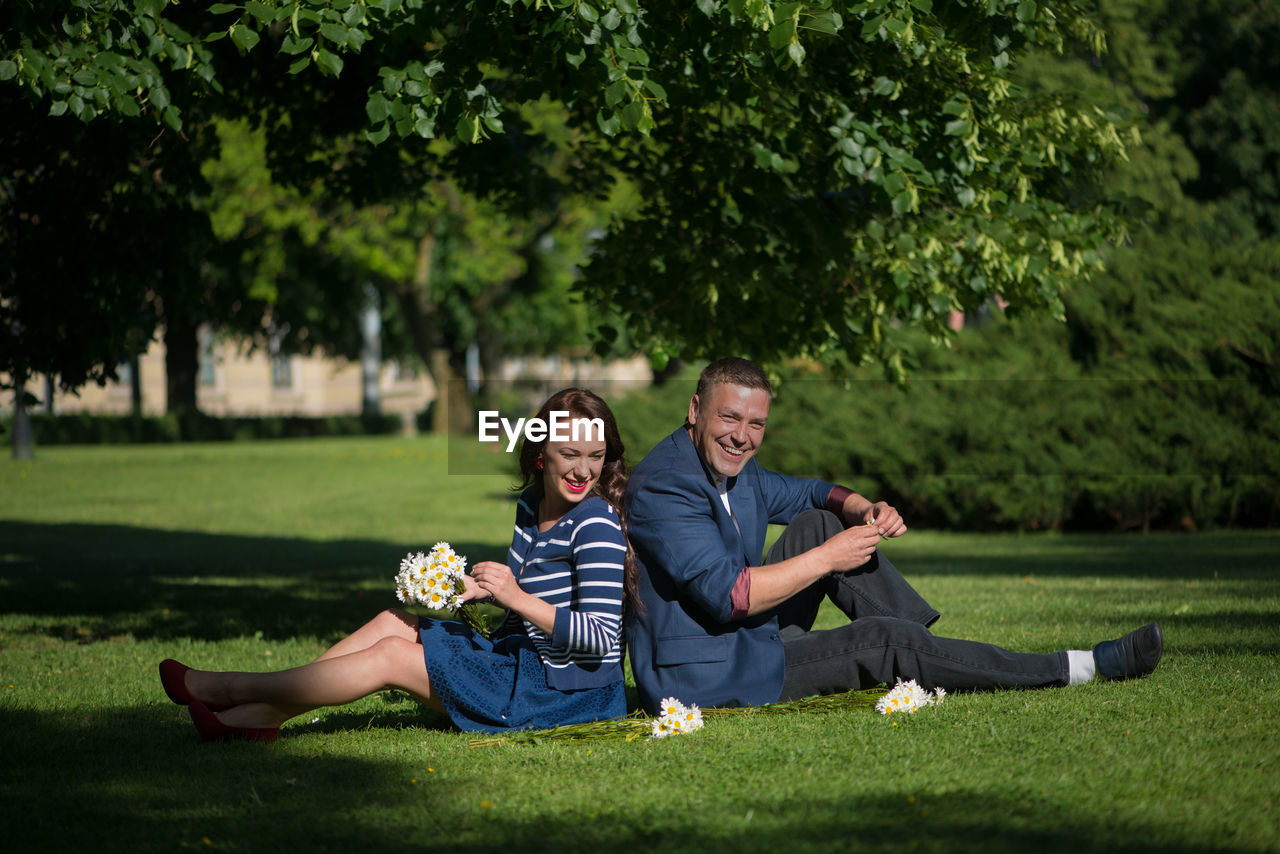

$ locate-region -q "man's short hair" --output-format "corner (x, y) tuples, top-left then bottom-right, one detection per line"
(695, 357), (773, 400)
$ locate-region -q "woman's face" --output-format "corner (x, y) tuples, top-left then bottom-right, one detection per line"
(540, 437), (607, 515)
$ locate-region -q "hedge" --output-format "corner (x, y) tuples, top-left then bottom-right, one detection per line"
(0, 411), (406, 445)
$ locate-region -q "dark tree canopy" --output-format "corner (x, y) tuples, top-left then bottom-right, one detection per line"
(3, 0), (1131, 391)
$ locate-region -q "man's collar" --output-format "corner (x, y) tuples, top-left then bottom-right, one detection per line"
(673, 425), (733, 489)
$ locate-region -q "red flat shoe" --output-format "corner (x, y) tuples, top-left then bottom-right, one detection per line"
(158, 659), (232, 712)
(188, 701), (279, 744)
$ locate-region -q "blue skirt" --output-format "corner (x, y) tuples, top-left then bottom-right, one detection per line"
(417, 617), (626, 734)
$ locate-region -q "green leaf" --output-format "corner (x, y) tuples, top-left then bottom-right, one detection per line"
(909, 0), (933, 12)
(415, 116), (437, 137)
(455, 114), (481, 143)
(209, 3), (237, 14)
(282, 35), (314, 55)
(366, 93), (390, 122)
(601, 8), (622, 30)
(1016, 0), (1036, 22)
(944, 118), (970, 137)
(596, 108), (621, 136)
(424, 60), (445, 77)
(805, 11), (843, 35)
(579, 4), (599, 23)
(288, 56), (311, 74)
(315, 49), (344, 77)
(566, 50), (586, 68)
(696, 0), (718, 16)
(320, 23), (349, 46)
(0, 60), (19, 81)
(605, 79), (629, 108)
(642, 78), (667, 100)
(245, 2), (276, 23)
(49, 100), (68, 117)
(620, 100), (643, 130)
(366, 123), (391, 145)
(768, 20), (796, 49)
(162, 104), (182, 132)
(787, 40), (805, 66)
(230, 24), (261, 51)
(872, 76), (895, 96)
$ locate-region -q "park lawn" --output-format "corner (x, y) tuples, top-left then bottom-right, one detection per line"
(1, 437), (1278, 854)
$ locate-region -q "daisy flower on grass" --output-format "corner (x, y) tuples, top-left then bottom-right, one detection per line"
(875, 678), (946, 715)
(649, 697), (704, 739)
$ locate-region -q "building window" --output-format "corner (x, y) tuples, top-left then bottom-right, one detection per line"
(394, 360), (418, 382)
(271, 353), (293, 389)
(268, 326), (295, 391)
(199, 329), (217, 387)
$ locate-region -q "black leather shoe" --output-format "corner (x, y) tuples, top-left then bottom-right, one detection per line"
(1093, 623), (1163, 680)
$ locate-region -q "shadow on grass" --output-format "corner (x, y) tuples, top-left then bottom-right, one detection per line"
(0, 520), (510, 643)
(4, 522), (1277, 653)
(0, 704), (1259, 854)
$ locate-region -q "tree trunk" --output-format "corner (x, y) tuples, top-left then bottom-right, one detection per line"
(129, 352), (142, 417)
(164, 316), (199, 415)
(391, 227), (473, 434)
(360, 281), (382, 418)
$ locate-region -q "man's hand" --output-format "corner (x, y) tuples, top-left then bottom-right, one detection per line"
(820, 523), (881, 574)
(866, 501), (907, 538)
(840, 492), (908, 538)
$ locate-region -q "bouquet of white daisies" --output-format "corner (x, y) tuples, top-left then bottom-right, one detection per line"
(649, 697), (705, 738)
(875, 678), (946, 714)
(395, 542), (492, 637)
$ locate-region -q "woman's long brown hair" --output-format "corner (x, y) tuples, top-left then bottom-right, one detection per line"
(516, 388), (641, 614)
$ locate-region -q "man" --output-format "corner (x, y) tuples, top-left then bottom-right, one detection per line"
(624, 357), (1162, 712)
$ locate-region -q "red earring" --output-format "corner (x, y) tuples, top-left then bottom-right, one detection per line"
(536, 458), (544, 470)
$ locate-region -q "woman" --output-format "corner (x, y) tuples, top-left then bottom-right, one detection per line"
(159, 388), (638, 740)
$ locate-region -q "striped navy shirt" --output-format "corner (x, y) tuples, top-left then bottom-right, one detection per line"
(503, 490), (626, 690)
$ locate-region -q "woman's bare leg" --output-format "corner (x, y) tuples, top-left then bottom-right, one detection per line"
(310, 608), (421, 663)
(189, 635), (443, 728)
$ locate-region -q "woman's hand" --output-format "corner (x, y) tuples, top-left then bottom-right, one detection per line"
(462, 560), (524, 610)
(462, 560), (559, 637)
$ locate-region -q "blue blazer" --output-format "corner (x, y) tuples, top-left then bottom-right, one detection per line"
(624, 427), (835, 711)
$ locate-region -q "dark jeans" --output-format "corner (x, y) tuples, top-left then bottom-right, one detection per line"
(773, 511), (1068, 700)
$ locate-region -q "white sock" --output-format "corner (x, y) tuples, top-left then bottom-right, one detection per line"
(1067, 649), (1096, 685)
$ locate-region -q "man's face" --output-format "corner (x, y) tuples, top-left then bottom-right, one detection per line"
(687, 382), (771, 480)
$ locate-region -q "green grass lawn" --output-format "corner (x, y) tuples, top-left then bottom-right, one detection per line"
(2, 437), (1278, 853)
